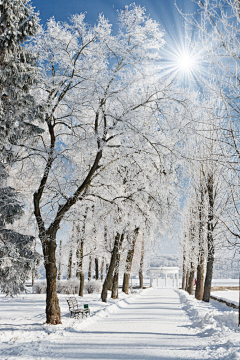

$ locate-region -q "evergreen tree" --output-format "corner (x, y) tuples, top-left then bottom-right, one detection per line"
(0, 0), (42, 295)
(0, 0), (43, 144)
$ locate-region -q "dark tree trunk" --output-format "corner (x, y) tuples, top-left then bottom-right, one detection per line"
(77, 234), (84, 297)
(185, 270), (189, 291)
(57, 240), (62, 280)
(106, 264), (112, 290)
(139, 236), (144, 289)
(203, 173), (214, 302)
(101, 232), (124, 302)
(76, 207), (87, 296)
(44, 232), (61, 325)
(187, 262), (195, 295)
(31, 239), (37, 286)
(122, 273), (126, 292)
(79, 271), (84, 297)
(195, 182), (206, 300)
(182, 264), (186, 290)
(32, 269), (35, 287)
(196, 260), (205, 300)
(203, 238), (214, 302)
(95, 257), (99, 280)
(67, 248), (73, 280)
(111, 271), (119, 299)
(45, 263), (61, 324)
(122, 228), (139, 294)
(122, 273), (131, 294)
(100, 257), (104, 281)
(111, 250), (121, 299)
(182, 243), (187, 290)
(88, 256), (92, 281)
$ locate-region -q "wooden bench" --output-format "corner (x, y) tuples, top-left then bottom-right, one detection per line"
(67, 298), (90, 319)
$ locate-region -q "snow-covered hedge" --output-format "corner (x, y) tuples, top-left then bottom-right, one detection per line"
(85, 280), (102, 294)
(32, 281), (46, 294)
(57, 279), (79, 294)
(32, 279), (102, 294)
(33, 279), (79, 294)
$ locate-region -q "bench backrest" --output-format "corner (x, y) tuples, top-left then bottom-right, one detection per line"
(67, 298), (79, 311)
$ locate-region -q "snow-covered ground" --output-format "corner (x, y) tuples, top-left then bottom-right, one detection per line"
(211, 279), (239, 287)
(211, 290), (239, 306)
(0, 286), (240, 359)
(179, 289), (240, 359)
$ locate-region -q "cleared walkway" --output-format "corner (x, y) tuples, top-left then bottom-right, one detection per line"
(53, 287), (209, 360)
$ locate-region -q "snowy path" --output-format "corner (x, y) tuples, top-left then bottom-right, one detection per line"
(63, 287), (208, 360)
(1, 287), (239, 359)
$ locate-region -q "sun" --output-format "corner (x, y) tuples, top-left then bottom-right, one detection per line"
(160, 42), (204, 84)
(176, 52), (196, 72)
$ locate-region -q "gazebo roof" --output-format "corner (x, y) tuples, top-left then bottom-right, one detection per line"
(149, 266), (179, 274)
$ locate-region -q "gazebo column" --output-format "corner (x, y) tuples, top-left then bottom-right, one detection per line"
(150, 272), (153, 287)
(165, 273), (167, 287)
(176, 273), (179, 288)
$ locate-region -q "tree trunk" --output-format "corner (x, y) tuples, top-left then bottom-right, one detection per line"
(111, 253), (120, 299)
(195, 181), (206, 300)
(106, 263), (112, 290)
(187, 262), (195, 295)
(31, 238), (37, 286)
(203, 239), (214, 302)
(76, 207), (87, 296)
(195, 260), (205, 300)
(122, 228), (139, 294)
(122, 273), (126, 292)
(95, 257), (99, 280)
(44, 234), (61, 324)
(101, 232), (124, 302)
(77, 230), (84, 297)
(79, 271), (84, 297)
(139, 235), (144, 289)
(88, 256), (92, 281)
(122, 273), (131, 294)
(67, 248), (73, 280)
(100, 257), (104, 281)
(57, 240), (62, 280)
(32, 269), (35, 287)
(182, 265), (186, 290)
(185, 270), (189, 291)
(203, 173), (214, 302)
(111, 271), (119, 299)
(182, 244), (187, 290)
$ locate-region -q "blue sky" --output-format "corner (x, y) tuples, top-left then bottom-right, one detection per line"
(31, 0), (198, 55)
(31, 0), (194, 25)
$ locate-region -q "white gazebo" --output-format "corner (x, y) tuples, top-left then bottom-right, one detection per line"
(149, 267), (179, 287)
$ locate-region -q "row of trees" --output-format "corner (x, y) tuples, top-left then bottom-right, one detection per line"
(2, 0), (240, 325)
(180, 0), (240, 302)
(0, 1), (180, 325)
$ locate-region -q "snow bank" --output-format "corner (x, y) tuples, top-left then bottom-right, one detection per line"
(177, 289), (239, 331)
(177, 289), (240, 360)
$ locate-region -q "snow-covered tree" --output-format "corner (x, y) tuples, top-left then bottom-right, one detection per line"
(0, 0), (42, 295)
(180, 0), (240, 248)
(177, 91), (232, 301)
(0, 0), (43, 144)
(21, 4), (184, 324)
